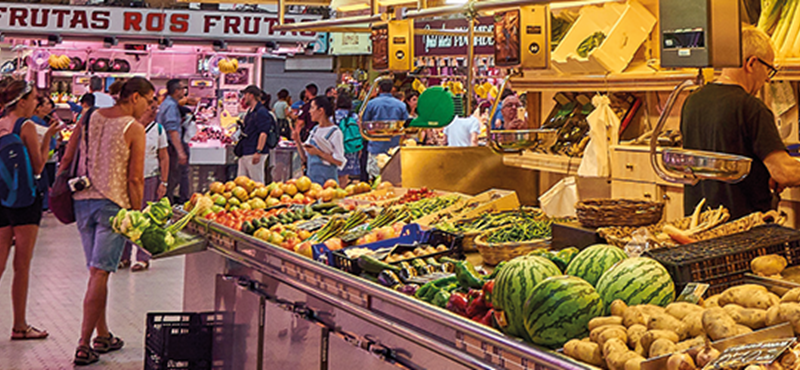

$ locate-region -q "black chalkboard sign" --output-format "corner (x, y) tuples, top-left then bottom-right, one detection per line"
(705, 338), (796, 369)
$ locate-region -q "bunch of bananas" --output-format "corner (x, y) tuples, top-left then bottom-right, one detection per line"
(218, 58), (239, 74)
(412, 79), (426, 94)
(442, 80), (464, 95)
(474, 81), (498, 100)
(48, 54), (71, 70)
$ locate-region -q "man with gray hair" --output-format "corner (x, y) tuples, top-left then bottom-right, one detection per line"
(682, 26), (800, 219)
(89, 76), (114, 108)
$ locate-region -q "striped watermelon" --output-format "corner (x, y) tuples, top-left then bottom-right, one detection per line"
(522, 276), (604, 348)
(595, 257), (675, 314)
(492, 255), (561, 340)
(565, 244), (628, 287)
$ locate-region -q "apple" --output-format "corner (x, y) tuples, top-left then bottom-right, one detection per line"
(265, 197), (280, 207)
(324, 179), (338, 189)
(296, 176), (312, 193)
(270, 187), (284, 198)
(345, 184), (356, 196)
(208, 182), (225, 194)
(305, 189), (319, 200)
(224, 181), (237, 192)
(294, 241), (314, 259)
(310, 183), (323, 192)
(284, 184), (298, 196)
(280, 194), (292, 203)
(234, 176), (250, 188)
(324, 238), (343, 251)
(321, 188), (335, 202)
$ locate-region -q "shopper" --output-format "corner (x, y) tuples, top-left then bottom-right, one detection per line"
(298, 96), (346, 185)
(61, 77), (151, 366)
(32, 96), (60, 209)
(325, 86), (338, 101)
(404, 91), (419, 118)
(499, 95), (526, 130)
(0, 78), (61, 341)
(119, 98), (168, 272)
(443, 113), (481, 147)
(107, 79), (126, 101)
(361, 79), (408, 179)
(683, 26), (800, 219)
(292, 83), (318, 143)
(291, 90), (305, 111)
(158, 79), (190, 204)
(334, 93), (361, 185)
(89, 76), (114, 108)
(238, 85), (274, 183)
(273, 89), (293, 139)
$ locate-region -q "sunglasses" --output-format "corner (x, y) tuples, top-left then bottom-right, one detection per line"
(755, 57), (779, 79)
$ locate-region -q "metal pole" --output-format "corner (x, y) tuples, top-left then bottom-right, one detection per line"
(415, 28), (493, 37)
(466, 16), (475, 116)
(274, 14), (383, 32)
(279, 0), (286, 25)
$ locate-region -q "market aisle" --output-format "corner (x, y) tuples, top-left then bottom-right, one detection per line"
(0, 214), (186, 370)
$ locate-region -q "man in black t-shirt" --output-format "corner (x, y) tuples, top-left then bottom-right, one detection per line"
(682, 27), (800, 219)
(293, 83), (318, 143)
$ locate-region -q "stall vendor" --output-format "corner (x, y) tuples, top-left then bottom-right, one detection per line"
(682, 26), (800, 219)
(297, 96), (346, 185)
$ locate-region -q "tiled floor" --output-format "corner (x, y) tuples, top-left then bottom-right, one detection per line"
(0, 213), (186, 370)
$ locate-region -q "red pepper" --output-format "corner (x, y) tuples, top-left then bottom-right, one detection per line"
(445, 292), (469, 315)
(482, 281), (495, 308)
(477, 309), (494, 326)
(465, 290), (489, 318)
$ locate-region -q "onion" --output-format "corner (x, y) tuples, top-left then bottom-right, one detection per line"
(666, 353), (696, 370)
(695, 336), (720, 367)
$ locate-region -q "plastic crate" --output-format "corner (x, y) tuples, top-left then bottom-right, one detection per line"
(643, 225), (800, 295)
(145, 312), (220, 369)
(329, 225), (461, 275)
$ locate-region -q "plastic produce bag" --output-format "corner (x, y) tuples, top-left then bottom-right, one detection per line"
(539, 176), (579, 218)
(624, 227), (654, 257)
(577, 95), (620, 177)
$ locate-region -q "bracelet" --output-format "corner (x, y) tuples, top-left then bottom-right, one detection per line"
(161, 182), (168, 187)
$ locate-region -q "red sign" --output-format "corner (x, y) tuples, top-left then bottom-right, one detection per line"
(414, 16), (495, 56)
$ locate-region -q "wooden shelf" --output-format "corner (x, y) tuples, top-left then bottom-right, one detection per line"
(502, 151), (582, 175)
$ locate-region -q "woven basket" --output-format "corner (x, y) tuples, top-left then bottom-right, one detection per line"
(474, 232), (549, 265)
(597, 208), (733, 249)
(576, 199), (664, 228)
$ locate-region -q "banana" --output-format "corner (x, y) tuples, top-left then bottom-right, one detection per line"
(48, 54), (60, 69)
(488, 86), (498, 100)
(475, 84), (486, 98)
(412, 79), (426, 94)
(230, 58), (239, 71)
(452, 81), (464, 95)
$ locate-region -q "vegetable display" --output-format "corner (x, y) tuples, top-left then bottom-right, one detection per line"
(485, 219), (553, 244)
(436, 208), (550, 234)
(576, 31), (606, 58)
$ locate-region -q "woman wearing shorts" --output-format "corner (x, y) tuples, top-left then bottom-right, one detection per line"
(0, 78), (62, 341)
(61, 77), (151, 366)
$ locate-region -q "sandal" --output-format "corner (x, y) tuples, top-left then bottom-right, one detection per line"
(118, 260), (131, 269)
(74, 345), (99, 366)
(131, 261), (149, 272)
(11, 325), (48, 340)
(92, 333), (124, 353)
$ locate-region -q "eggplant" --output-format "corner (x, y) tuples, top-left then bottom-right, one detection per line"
(419, 265), (436, 276)
(398, 262), (419, 281)
(440, 262), (456, 273)
(411, 258), (429, 271)
(395, 283), (420, 296)
(377, 270), (403, 288)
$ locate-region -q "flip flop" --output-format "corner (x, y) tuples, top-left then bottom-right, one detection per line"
(131, 261), (149, 272)
(11, 325), (48, 340)
(92, 333), (124, 353)
(74, 345), (99, 366)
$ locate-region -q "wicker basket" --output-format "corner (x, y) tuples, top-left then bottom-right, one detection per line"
(597, 208), (733, 249)
(576, 199), (664, 228)
(474, 232), (549, 265)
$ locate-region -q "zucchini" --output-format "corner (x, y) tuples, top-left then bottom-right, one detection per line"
(312, 203), (338, 211)
(358, 255), (401, 275)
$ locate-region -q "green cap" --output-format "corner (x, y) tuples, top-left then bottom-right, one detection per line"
(410, 86), (455, 128)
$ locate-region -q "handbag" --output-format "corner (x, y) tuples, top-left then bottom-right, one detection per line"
(49, 108), (94, 224)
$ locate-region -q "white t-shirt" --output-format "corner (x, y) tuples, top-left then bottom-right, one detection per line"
(144, 122), (169, 178)
(304, 125), (347, 170)
(93, 92), (115, 108)
(444, 116), (481, 147)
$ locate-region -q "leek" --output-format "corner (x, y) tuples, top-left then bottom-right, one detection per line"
(778, 0), (800, 57)
(772, 0), (797, 55)
(758, 0), (787, 34)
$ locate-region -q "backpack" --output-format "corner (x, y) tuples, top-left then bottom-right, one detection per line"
(0, 118), (38, 208)
(266, 111), (280, 150)
(338, 112), (363, 154)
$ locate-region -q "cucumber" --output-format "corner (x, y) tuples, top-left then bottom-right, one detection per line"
(358, 255), (401, 275)
(312, 203), (338, 211)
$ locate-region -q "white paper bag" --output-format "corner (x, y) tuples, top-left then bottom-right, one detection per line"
(577, 95), (621, 177)
(539, 176), (579, 218)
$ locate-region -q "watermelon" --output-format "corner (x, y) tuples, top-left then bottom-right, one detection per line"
(595, 257), (675, 314)
(492, 255), (561, 340)
(522, 276), (604, 348)
(565, 244), (628, 287)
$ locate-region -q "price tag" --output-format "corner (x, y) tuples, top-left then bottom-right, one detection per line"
(676, 283), (710, 304)
(704, 338), (796, 369)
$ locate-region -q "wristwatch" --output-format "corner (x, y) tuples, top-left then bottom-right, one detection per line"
(161, 181), (168, 187)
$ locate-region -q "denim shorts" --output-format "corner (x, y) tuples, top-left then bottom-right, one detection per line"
(75, 199), (125, 272)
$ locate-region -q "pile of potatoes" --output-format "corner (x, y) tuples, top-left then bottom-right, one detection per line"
(563, 283), (800, 370)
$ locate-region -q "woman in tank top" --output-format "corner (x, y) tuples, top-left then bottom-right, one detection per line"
(60, 77), (152, 366)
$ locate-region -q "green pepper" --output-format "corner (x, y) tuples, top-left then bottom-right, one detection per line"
(431, 290), (451, 308)
(415, 276), (457, 301)
(486, 261), (507, 279)
(455, 260), (484, 289)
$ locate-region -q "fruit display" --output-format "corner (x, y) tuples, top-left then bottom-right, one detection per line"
(191, 126), (233, 145)
(386, 187), (435, 206)
(194, 176), (348, 213)
(48, 54), (72, 70)
(218, 58), (239, 74)
(595, 257), (676, 314)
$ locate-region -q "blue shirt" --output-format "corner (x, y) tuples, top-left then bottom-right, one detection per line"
(444, 116), (480, 147)
(362, 93), (408, 154)
(157, 96), (182, 144)
(240, 102), (274, 155)
(291, 100), (304, 110)
(491, 101), (504, 129)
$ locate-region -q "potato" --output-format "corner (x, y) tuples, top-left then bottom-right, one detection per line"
(719, 284), (777, 309)
(723, 304), (767, 329)
(704, 294), (721, 308)
(582, 336), (593, 342)
(782, 287), (800, 303)
(734, 324), (753, 336)
(589, 316), (624, 331)
(611, 299), (629, 317)
(649, 338), (678, 358)
(648, 313), (689, 340)
(603, 338), (629, 358)
(702, 307), (740, 340)
(607, 351), (642, 370)
(564, 339), (605, 367)
(639, 305), (667, 316)
(633, 342), (646, 357)
(640, 330), (679, 354)
(666, 302), (705, 320)
(767, 305), (781, 326)
(682, 311), (706, 337)
(777, 303), (800, 334)
(624, 356), (645, 370)
(590, 325), (627, 344)
(675, 336), (705, 352)
(751, 254), (788, 276)
(623, 306), (649, 328)
(627, 325), (648, 348)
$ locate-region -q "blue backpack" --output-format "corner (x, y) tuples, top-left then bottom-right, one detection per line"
(0, 118), (37, 208)
(337, 112), (363, 154)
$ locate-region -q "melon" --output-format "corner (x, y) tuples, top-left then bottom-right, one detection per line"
(565, 244), (628, 287)
(522, 276), (604, 348)
(596, 257), (675, 314)
(492, 255), (561, 340)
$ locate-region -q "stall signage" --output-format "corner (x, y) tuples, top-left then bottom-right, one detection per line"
(0, 5), (320, 42)
(414, 16), (495, 56)
(705, 338), (796, 369)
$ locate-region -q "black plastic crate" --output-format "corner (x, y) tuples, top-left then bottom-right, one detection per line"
(145, 347), (211, 370)
(331, 228), (461, 275)
(145, 311), (219, 369)
(644, 225), (800, 295)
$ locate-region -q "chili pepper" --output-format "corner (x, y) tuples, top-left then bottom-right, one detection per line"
(445, 292), (469, 315)
(466, 290), (489, 318)
(431, 290), (451, 308)
(415, 276), (458, 300)
(455, 260), (485, 289)
(483, 280), (495, 306)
